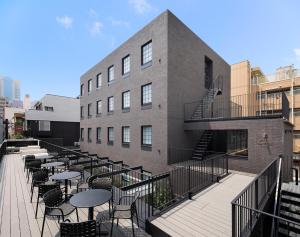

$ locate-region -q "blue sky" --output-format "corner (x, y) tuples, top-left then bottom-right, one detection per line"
(0, 0), (300, 101)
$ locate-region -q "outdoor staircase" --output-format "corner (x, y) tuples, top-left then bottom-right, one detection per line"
(278, 182), (300, 236)
(192, 130), (213, 160)
(190, 75), (223, 120)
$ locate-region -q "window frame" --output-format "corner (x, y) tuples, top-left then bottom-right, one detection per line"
(122, 126), (130, 145)
(141, 40), (152, 66)
(88, 103), (92, 118)
(108, 65), (114, 83)
(96, 73), (102, 89)
(80, 106), (84, 119)
(108, 96), (114, 113)
(87, 128), (92, 143)
(107, 127), (114, 145)
(96, 127), (101, 143)
(141, 125), (152, 148)
(96, 100), (102, 115)
(38, 120), (51, 132)
(80, 84), (84, 96)
(122, 55), (130, 75)
(80, 128), (84, 141)
(122, 90), (130, 110)
(141, 83), (152, 106)
(88, 79), (92, 93)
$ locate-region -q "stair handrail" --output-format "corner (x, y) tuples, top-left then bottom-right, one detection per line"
(271, 156), (282, 237)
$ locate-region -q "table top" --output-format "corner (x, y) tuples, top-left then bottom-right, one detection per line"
(34, 155), (54, 160)
(70, 189), (112, 208)
(42, 161), (64, 168)
(50, 171), (81, 180)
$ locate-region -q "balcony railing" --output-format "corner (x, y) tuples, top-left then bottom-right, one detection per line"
(184, 92), (289, 121)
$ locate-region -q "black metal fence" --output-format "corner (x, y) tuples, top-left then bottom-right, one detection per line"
(184, 92), (289, 121)
(231, 158), (285, 237)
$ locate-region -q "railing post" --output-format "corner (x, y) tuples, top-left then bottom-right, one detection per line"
(255, 179), (259, 209)
(232, 204), (236, 237)
(188, 165), (192, 199)
(90, 157), (93, 175)
(211, 159), (214, 182)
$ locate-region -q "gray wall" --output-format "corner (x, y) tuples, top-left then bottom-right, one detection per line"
(167, 11), (231, 156)
(184, 118), (293, 180)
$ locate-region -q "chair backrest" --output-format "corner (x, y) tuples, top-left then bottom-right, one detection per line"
(24, 155), (35, 166)
(43, 188), (63, 207)
(38, 183), (60, 198)
(28, 160), (42, 169)
(32, 169), (49, 183)
(88, 176), (112, 190)
(60, 220), (97, 237)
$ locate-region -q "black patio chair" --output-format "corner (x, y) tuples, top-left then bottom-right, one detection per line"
(34, 182), (60, 218)
(41, 188), (79, 237)
(24, 155), (35, 171)
(30, 169), (49, 202)
(60, 219), (100, 237)
(27, 160), (42, 182)
(110, 191), (140, 237)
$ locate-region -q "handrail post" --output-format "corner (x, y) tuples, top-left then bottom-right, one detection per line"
(232, 203), (236, 237)
(255, 179), (259, 209)
(188, 165), (192, 199)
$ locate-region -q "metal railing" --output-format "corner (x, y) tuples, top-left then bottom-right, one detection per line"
(185, 92), (289, 121)
(232, 158), (281, 237)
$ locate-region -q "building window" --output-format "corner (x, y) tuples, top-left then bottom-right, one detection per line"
(122, 55), (130, 75)
(122, 126), (130, 144)
(142, 40), (152, 65)
(80, 106), (84, 119)
(45, 106), (54, 111)
(204, 56), (213, 89)
(88, 128), (92, 142)
(122, 91), (130, 110)
(108, 96), (114, 112)
(142, 125), (152, 146)
(108, 127), (114, 145)
(96, 73), (102, 88)
(80, 84), (84, 96)
(88, 79), (92, 93)
(96, 100), (102, 115)
(96, 127), (101, 143)
(80, 128), (84, 141)
(142, 83), (152, 105)
(108, 65), (114, 83)
(88, 103), (92, 117)
(39, 120), (50, 132)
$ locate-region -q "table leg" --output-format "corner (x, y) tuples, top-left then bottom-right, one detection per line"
(64, 179), (68, 199)
(88, 207), (94, 220)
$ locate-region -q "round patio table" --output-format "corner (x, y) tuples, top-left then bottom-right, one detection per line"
(42, 161), (64, 174)
(70, 189), (112, 221)
(50, 171), (81, 198)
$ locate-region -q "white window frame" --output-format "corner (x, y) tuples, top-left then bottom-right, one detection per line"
(108, 65), (114, 83)
(96, 127), (101, 142)
(122, 55), (130, 75)
(96, 73), (102, 88)
(142, 83), (152, 105)
(122, 91), (130, 109)
(142, 125), (152, 146)
(108, 96), (114, 112)
(96, 100), (102, 114)
(142, 40), (152, 65)
(88, 79), (92, 93)
(108, 127), (114, 143)
(122, 126), (130, 143)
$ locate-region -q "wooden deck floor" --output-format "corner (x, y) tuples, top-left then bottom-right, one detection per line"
(151, 172), (255, 237)
(0, 153), (150, 237)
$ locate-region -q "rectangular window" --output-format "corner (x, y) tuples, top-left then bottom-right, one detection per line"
(108, 127), (114, 144)
(96, 73), (102, 88)
(88, 103), (92, 117)
(108, 96), (114, 112)
(39, 120), (50, 131)
(45, 106), (54, 111)
(88, 79), (92, 93)
(122, 91), (130, 109)
(122, 55), (130, 75)
(108, 65), (114, 83)
(204, 56), (213, 89)
(142, 83), (152, 105)
(96, 127), (101, 143)
(80, 84), (84, 96)
(80, 128), (84, 141)
(96, 100), (102, 114)
(80, 106), (84, 118)
(122, 126), (130, 144)
(88, 128), (92, 142)
(142, 40), (152, 65)
(142, 125), (152, 146)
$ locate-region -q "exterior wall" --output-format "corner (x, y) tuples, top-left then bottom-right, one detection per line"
(80, 11), (169, 174)
(167, 12), (231, 159)
(184, 118), (293, 180)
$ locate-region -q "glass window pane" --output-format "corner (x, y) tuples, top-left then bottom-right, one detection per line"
(108, 127), (114, 142)
(97, 73), (102, 88)
(122, 126), (130, 143)
(142, 41), (152, 65)
(142, 126), (152, 145)
(88, 79), (92, 92)
(97, 100), (102, 114)
(123, 55), (130, 74)
(142, 84), (152, 105)
(122, 91), (130, 109)
(108, 66), (114, 82)
(96, 127), (101, 141)
(108, 97), (114, 112)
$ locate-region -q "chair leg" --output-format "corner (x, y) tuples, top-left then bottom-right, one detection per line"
(41, 213), (46, 237)
(35, 196), (39, 218)
(131, 216), (135, 237)
(30, 186), (34, 203)
(110, 215), (114, 237)
(76, 208), (79, 222)
(135, 209), (139, 227)
(117, 218), (119, 226)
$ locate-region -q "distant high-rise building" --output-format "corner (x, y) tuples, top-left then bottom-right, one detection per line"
(23, 94), (31, 110)
(0, 75), (21, 101)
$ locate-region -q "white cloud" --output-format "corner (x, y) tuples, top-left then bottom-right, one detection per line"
(89, 21), (103, 36)
(128, 0), (153, 14)
(56, 16), (73, 29)
(89, 9), (98, 18)
(295, 48), (300, 59)
(111, 19), (130, 28)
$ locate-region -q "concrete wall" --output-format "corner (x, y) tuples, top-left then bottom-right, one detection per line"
(80, 11), (169, 174)
(167, 11), (231, 156)
(184, 118), (293, 179)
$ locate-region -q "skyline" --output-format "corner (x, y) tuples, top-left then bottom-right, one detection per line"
(0, 0), (300, 100)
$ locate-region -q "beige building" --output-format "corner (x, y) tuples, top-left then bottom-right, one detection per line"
(231, 60), (300, 153)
